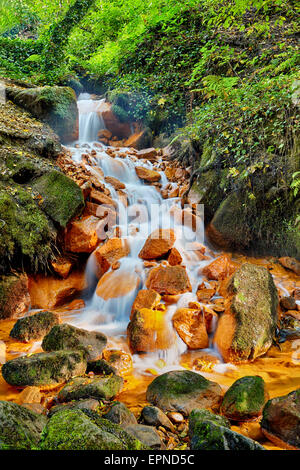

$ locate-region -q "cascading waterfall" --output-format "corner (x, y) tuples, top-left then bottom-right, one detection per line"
(66, 93), (221, 374)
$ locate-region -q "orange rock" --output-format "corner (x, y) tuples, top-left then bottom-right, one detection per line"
(164, 167), (177, 182)
(135, 166), (161, 183)
(196, 283), (216, 303)
(202, 306), (218, 334)
(96, 271), (140, 300)
(100, 102), (132, 139)
(90, 189), (117, 208)
(172, 308), (209, 349)
(143, 261), (157, 268)
(168, 247), (182, 266)
(131, 289), (161, 319)
(65, 216), (101, 253)
(169, 187), (179, 198)
(128, 308), (176, 353)
(104, 176), (125, 190)
(98, 129), (112, 140)
(136, 148), (158, 161)
(16, 386), (42, 405)
(146, 265), (192, 295)
(279, 257), (300, 276)
(123, 129), (151, 149)
(84, 201), (102, 217)
(0, 273), (30, 320)
(102, 349), (133, 375)
(139, 229), (176, 260)
(202, 255), (237, 281)
(170, 205), (202, 232)
(94, 238), (130, 275)
(29, 271), (87, 309)
(51, 257), (73, 279)
(91, 166), (104, 180)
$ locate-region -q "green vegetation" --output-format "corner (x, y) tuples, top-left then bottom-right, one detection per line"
(0, 0), (299, 256)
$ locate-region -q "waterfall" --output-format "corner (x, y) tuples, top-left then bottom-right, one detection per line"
(77, 93), (106, 142)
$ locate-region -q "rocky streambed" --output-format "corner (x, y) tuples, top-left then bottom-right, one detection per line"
(0, 89), (299, 451)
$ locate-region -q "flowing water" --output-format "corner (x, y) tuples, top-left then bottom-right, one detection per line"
(0, 94), (299, 449)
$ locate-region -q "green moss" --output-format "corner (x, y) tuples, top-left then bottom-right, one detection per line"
(58, 375), (124, 402)
(189, 409), (230, 437)
(32, 170), (84, 228)
(9, 310), (59, 342)
(220, 376), (268, 421)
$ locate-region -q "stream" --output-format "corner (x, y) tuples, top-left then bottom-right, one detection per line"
(0, 94), (299, 449)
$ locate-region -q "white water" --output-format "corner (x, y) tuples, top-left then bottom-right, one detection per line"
(66, 94), (222, 374)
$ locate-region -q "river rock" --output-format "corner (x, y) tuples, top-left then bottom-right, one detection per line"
(172, 308), (209, 350)
(202, 254), (237, 281)
(58, 375), (124, 402)
(191, 420), (265, 450)
(280, 296), (297, 310)
(94, 238), (130, 275)
(90, 188), (117, 208)
(168, 247), (182, 266)
(142, 406), (175, 432)
(104, 176), (126, 190)
(128, 308), (176, 353)
(48, 399), (100, 418)
(102, 349), (133, 375)
(146, 370), (223, 415)
(28, 271), (87, 309)
(135, 166), (161, 183)
(87, 359), (117, 376)
(261, 389), (300, 449)
(125, 424), (162, 449)
(10, 310), (60, 343)
(131, 289), (161, 319)
(138, 228), (176, 260)
(220, 376), (268, 421)
(103, 401), (137, 427)
(51, 257), (73, 279)
(214, 263), (279, 362)
(39, 409), (145, 450)
(146, 265), (192, 295)
(189, 409), (230, 437)
(42, 323), (107, 361)
(6, 85), (78, 142)
(0, 400), (47, 450)
(2, 350), (87, 387)
(0, 273), (30, 320)
(65, 215), (101, 252)
(124, 128), (153, 150)
(279, 257), (300, 276)
(96, 271), (140, 301)
(136, 148), (158, 161)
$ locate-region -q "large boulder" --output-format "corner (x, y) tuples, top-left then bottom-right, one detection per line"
(65, 215), (101, 253)
(214, 263), (279, 362)
(220, 376), (268, 421)
(94, 238), (130, 275)
(6, 85), (78, 143)
(261, 389), (300, 450)
(138, 229), (176, 260)
(128, 308), (176, 353)
(96, 271), (140, 301)
(172, 308), (209, 350)
(58, 375), (124, 402)
(125, 424), (162, 449)
(146, 370), (223, 415)
(189, 409), (230, 437)
(42, 323), (107, 361)
(2, 350), (87, 386)
(28, 271), (87, 309)
(131, 289), (161, 319)
(39, 409), (145, 450)
(0, 273), (30, 320)
(135, 166), (161, 183)
(146, 265), (192, 295)
(10, 310), (60, 342)
(0, 400), (46, 450)
(31, 170), (84, 228)
(48, 399), (100, 418)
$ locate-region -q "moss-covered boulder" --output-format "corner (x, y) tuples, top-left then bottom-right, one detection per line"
(6, 85), (78, 143)
(220, 376), (268, 421)
(261, 389), (300, 450)
(42, 323), (107, 361)
(0, 273), (30, 320)
(32, 170), (84, 228)
(214, 263), (279, 362)
(190, 420), (265, 450)
(39, 409), (144, 450)
(58, 375), (124, 402)
(146, 370), (222, 415)
(189, 409), (230, 438)
(2, 350), (87, 386)
(103, 401), (137, 428)
(0, 93), (83, 272)
(0, 400), (46, 450)
(9, 310), (59, 342)
(86, 359), (117, 376)
(125, 424), (162, 449)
